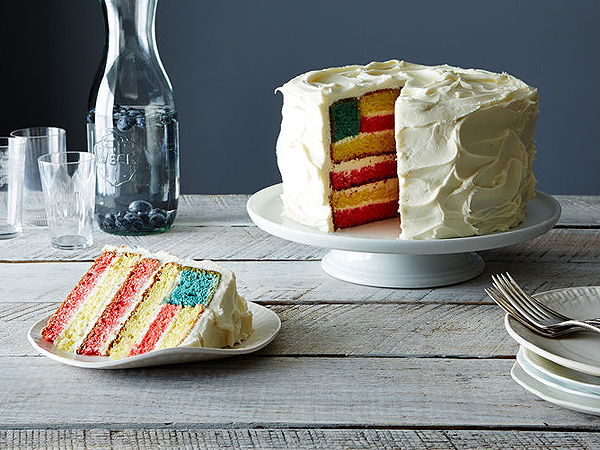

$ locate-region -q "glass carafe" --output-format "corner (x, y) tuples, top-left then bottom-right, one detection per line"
(87, 0), (179, 235)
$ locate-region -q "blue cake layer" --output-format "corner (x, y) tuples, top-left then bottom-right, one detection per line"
(165, 267), (221, 307)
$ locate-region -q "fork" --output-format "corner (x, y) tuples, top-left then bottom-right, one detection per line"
(485, 286), (562, 337)
(488, 273), (600, 336)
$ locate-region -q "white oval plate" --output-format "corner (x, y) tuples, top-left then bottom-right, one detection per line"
(247, 184), (561, 255)
(517, 347), (600, 399)
(505, 286), (600, 376)
(511, 362), (600, 416)
(27, 302), (281, 369)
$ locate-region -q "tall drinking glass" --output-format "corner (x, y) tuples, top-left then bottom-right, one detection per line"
(11, 127), (66, 226)
(38, 152), (96, 250)
(0, 137), (26, 239)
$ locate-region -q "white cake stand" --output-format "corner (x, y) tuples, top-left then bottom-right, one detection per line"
(246, 184), (561, 288)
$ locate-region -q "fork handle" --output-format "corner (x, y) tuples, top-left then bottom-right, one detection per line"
(561, 319), (600, 334)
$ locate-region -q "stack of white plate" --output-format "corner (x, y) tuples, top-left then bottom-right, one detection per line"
(504, 286), (600, 415)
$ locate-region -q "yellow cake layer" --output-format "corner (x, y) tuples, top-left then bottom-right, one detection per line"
(55, 253), (141, 353)
(331, 130), (395, 163)
(359, 89), (401, 116)
(108, 262), (182, 359)
(330, 178), (399, 210)
(156, 305), (205, 350)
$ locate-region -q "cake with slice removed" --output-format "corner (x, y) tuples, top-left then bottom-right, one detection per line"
(41, 246), (253, 359)
(276, 60), (538, 239)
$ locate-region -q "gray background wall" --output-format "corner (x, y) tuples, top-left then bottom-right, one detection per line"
(0, 0), (597, 195)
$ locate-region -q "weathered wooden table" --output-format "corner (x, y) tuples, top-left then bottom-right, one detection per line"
(1, 194), (599, 449)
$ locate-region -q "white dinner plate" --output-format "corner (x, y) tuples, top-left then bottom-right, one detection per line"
(516, 347), (600, 398)
(511, 361), (600, 416)
(28, 302), (281, 369)
(505, 286), (600, 376)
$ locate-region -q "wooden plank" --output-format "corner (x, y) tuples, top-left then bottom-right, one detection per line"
(1, 260), (599, 306)
(2, 192), (599, 263)
(0, 357), (597, 428)
(233, 258), (600, 303)
(482, 229), (600, 263)
(177, 194), (252, 226)
(1, 302), (519, 358)
(2, 227), (600, 263)
(1, 428), (599, 449)
(177, 194), (600, 228)
(0, 226), (325, 262)
(554, 195), (600, 227)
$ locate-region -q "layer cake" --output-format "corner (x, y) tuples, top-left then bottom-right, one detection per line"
(41, 246), (253, 359)
(276, 60), (538, 239)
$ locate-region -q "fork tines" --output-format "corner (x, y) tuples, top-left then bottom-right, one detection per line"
(487, 273), (570, 337)
(485, 285), (558, 337)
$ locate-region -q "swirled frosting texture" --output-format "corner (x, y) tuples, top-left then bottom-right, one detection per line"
(275, 60), (537, 239)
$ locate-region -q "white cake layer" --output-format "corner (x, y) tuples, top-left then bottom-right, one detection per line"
(331, 154), (396, 176)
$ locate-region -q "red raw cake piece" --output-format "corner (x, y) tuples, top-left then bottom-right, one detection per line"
(78, 257), (160, 355)
(129, 303), (180, 356)
(332, 201), (399, 229)
(41, 250), (116, 343)
(330, 157), (397, 190)
(360, 114), (395, 133)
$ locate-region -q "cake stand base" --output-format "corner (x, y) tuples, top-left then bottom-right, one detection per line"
(321, 250), (485, 288)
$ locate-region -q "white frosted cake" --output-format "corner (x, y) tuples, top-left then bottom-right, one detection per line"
(42, 246), (253, 359)
(275, 60), (538, 239)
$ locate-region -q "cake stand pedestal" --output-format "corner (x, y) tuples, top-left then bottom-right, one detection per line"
(247, 184), (561, 288)
(321, 250), (484, 288)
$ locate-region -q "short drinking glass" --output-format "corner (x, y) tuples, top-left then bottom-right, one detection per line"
(11, 127), (66, 226)
(0, 137), (26, 239)
(38, 152), (96, 250)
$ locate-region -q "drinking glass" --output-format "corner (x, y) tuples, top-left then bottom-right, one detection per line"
(0, 137), (26, 239)
(38, 152), (96, 249)
(11, 127), (66, 226)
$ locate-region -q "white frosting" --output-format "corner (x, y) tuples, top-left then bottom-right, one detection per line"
(178, 259), (252, 349)
(332, 154), (396, 175)
(275, 60), (537, 239)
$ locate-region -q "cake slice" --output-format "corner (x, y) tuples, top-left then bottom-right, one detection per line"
(41, 246), (253, 359)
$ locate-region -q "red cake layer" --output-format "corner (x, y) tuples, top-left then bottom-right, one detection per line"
(78, 257), (160, 356)
(129, 303), (180, 356)
(360, 114), (394, 133)
(41, 251), (116, 343)
(330, 159), (397, 190)
(333, 201), (398, 230)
